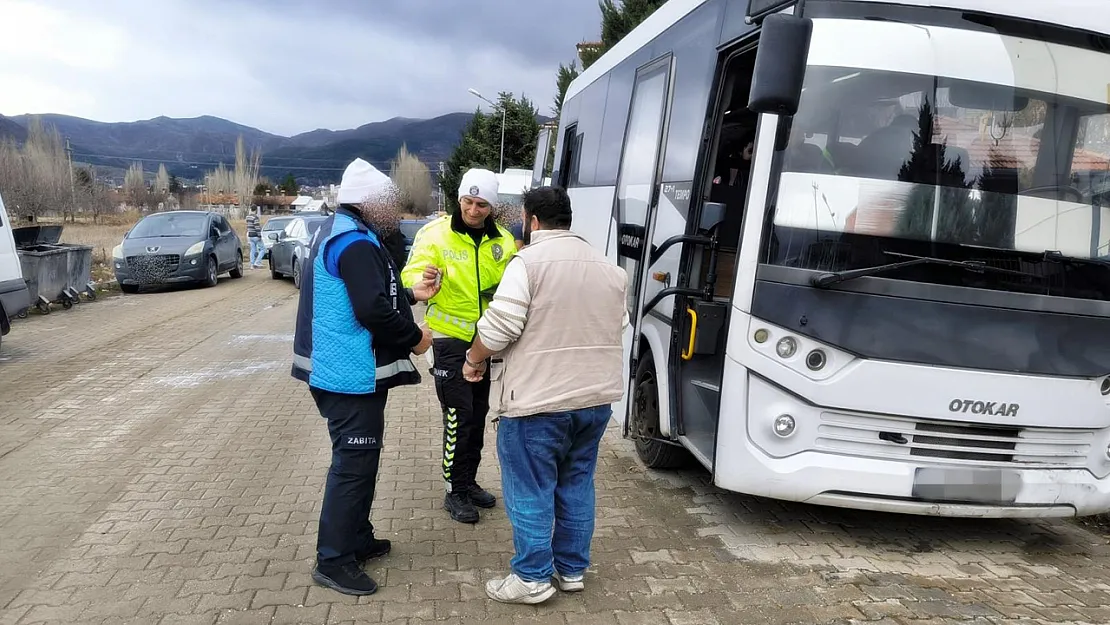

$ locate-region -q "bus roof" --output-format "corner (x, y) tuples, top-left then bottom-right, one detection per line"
(565, 0), (1110, 102)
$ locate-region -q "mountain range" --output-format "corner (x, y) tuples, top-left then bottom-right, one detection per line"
(0, 111), (543, 185)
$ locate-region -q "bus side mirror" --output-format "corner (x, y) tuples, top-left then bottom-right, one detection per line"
(747, 14), (813, 116)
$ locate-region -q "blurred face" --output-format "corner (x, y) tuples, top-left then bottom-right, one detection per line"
(459, 195), (491, 228)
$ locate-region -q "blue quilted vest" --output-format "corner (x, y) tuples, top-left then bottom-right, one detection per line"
(291, 211), (379, 394)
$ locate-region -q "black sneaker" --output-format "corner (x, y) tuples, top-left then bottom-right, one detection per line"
(465, 484), (496, 509)
(312, 563), (378, 596)
(444, 491), (480, 523)
(356, 538), (391, 563)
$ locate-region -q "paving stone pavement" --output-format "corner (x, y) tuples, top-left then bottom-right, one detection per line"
(2, 270), (1110, 625)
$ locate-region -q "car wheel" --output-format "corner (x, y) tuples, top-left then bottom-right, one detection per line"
(203, 255), (218, 288)
(229, 250), (244, 279)
(292, 258), (302, 289)
(120, 284), (139, 294)
(270, 257), (282, 280)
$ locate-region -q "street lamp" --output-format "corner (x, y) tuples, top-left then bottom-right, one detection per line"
(468, 88), (505, 174)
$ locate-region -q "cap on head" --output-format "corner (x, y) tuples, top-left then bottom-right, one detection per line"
(458, 168), (499, 205)
(337, 158), (392, 205)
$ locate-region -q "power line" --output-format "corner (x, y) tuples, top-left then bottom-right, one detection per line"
(68, 151), (398, 172)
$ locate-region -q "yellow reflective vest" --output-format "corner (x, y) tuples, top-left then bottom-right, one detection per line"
(401, 214), (517, 342)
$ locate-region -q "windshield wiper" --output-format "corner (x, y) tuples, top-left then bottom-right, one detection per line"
(811, 251), (1037, 288)
(1040, 250), (1110, 268)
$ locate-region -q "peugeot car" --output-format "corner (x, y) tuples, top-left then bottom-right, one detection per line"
(112, 211), (243, 293)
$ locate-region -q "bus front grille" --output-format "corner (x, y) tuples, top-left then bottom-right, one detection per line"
(816, 412), (1095, 469)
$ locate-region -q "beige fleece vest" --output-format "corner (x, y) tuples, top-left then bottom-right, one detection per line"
(489, 230), (628, 417)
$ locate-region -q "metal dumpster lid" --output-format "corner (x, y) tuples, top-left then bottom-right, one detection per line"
(12, 225), (63, 247)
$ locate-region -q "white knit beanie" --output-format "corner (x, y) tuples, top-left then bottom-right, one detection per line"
(458, 168), (499, 205)
(337, 158), (392, 205)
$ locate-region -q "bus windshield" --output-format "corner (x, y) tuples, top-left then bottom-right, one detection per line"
(762, 18), (1110, 302)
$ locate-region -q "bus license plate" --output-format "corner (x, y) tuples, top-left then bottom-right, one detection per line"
(912, 468), (1021, 504)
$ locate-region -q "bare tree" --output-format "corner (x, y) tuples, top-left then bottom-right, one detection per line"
(124, 162), (150, 210)
(204, 162), (233, 196)
(232, 135), (262, 219)
(389, 144), (433, 216)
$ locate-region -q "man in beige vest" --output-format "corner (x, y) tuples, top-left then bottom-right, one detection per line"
(458, 186), (628, 604)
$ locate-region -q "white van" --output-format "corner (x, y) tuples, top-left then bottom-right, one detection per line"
(0, 191), (30, 351)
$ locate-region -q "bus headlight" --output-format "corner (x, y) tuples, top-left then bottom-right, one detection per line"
(1101, 377), (1110, 396)
(776, 337), (797, 358)
(805, 349), (827, 371)
(773, 414), (796, 437)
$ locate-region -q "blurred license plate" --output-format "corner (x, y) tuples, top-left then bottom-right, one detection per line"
(912, 468), (1021, 504)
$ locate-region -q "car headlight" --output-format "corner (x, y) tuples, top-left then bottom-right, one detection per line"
(184, 242), (205, 256)
(112, 244), (123, 260)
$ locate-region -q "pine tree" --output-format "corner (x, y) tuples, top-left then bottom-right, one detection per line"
(895, 100), (974, 244)
(439, 94), (540, 214)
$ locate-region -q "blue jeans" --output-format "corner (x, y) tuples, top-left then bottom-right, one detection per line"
(497, 405), (612, 582)
(249, 236), (264, 266)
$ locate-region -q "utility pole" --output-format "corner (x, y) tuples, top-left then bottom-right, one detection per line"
(65, 138), (75, 222)
(438, 161), (446, 214)
(468, 88), (506, 173)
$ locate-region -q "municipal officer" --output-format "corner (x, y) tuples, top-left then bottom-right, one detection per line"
(292, 158), (436, 596)
(401, 168), (517, 524)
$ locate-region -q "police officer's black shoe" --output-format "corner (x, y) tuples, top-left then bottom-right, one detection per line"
(465, 484), (496, 509)
(444, 492), (480, 523)
(356, 538), (391, 563)
(312, 563), (378, 596)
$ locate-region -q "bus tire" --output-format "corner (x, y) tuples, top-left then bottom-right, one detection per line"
(631, 348), (689, 469)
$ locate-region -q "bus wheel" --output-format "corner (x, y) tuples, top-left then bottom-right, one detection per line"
(631, 349), (688, 469)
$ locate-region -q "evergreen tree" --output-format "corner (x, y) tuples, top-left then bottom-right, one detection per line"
(895, 100), (974, 244)
(440, 93), (540, 214)
(278, 172), (299, 196)
(599, 0), (668, 49)
(973, 149), (1018, 249)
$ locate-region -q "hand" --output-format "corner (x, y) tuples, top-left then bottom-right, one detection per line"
(462, 360), (486, 383)
(411, 324), (433, 355)
(411, 265), (441, 302)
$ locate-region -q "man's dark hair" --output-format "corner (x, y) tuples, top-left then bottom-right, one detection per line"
(522, 186), (573, 229)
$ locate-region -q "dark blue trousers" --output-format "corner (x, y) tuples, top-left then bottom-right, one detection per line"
(311, 388), (387, 568)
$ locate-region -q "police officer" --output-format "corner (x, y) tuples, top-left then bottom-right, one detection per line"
(401, 168), (517, 523)
(292, 158), (436, 595)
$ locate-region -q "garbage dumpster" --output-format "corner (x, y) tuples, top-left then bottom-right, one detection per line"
(13, 225), (95, 315)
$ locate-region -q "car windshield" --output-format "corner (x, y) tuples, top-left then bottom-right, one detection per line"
(762, 18), (1110, 302)
(128, 213), (208, 238)
(263, 218), (292, 231)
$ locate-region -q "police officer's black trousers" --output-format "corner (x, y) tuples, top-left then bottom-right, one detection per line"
(431, 337), (490, 493)
(311, 388), (387, 568)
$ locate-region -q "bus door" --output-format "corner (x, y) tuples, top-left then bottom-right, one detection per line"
(670, 43), (760, 468)
(611, 54), (677, 436)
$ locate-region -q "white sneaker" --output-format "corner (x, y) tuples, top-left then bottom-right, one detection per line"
(485, 573), (557, 604)
(552, 571), (585, 592)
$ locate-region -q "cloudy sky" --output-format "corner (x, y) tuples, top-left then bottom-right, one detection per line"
(0, 0), (599, 136)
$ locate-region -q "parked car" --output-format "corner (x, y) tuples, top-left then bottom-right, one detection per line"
(260, 215), (295, 258)
(269, 214), (327, 289)
(0, 190), (31, 352)
(112, 211), (243, 293)
(399, 218), (433, 260)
